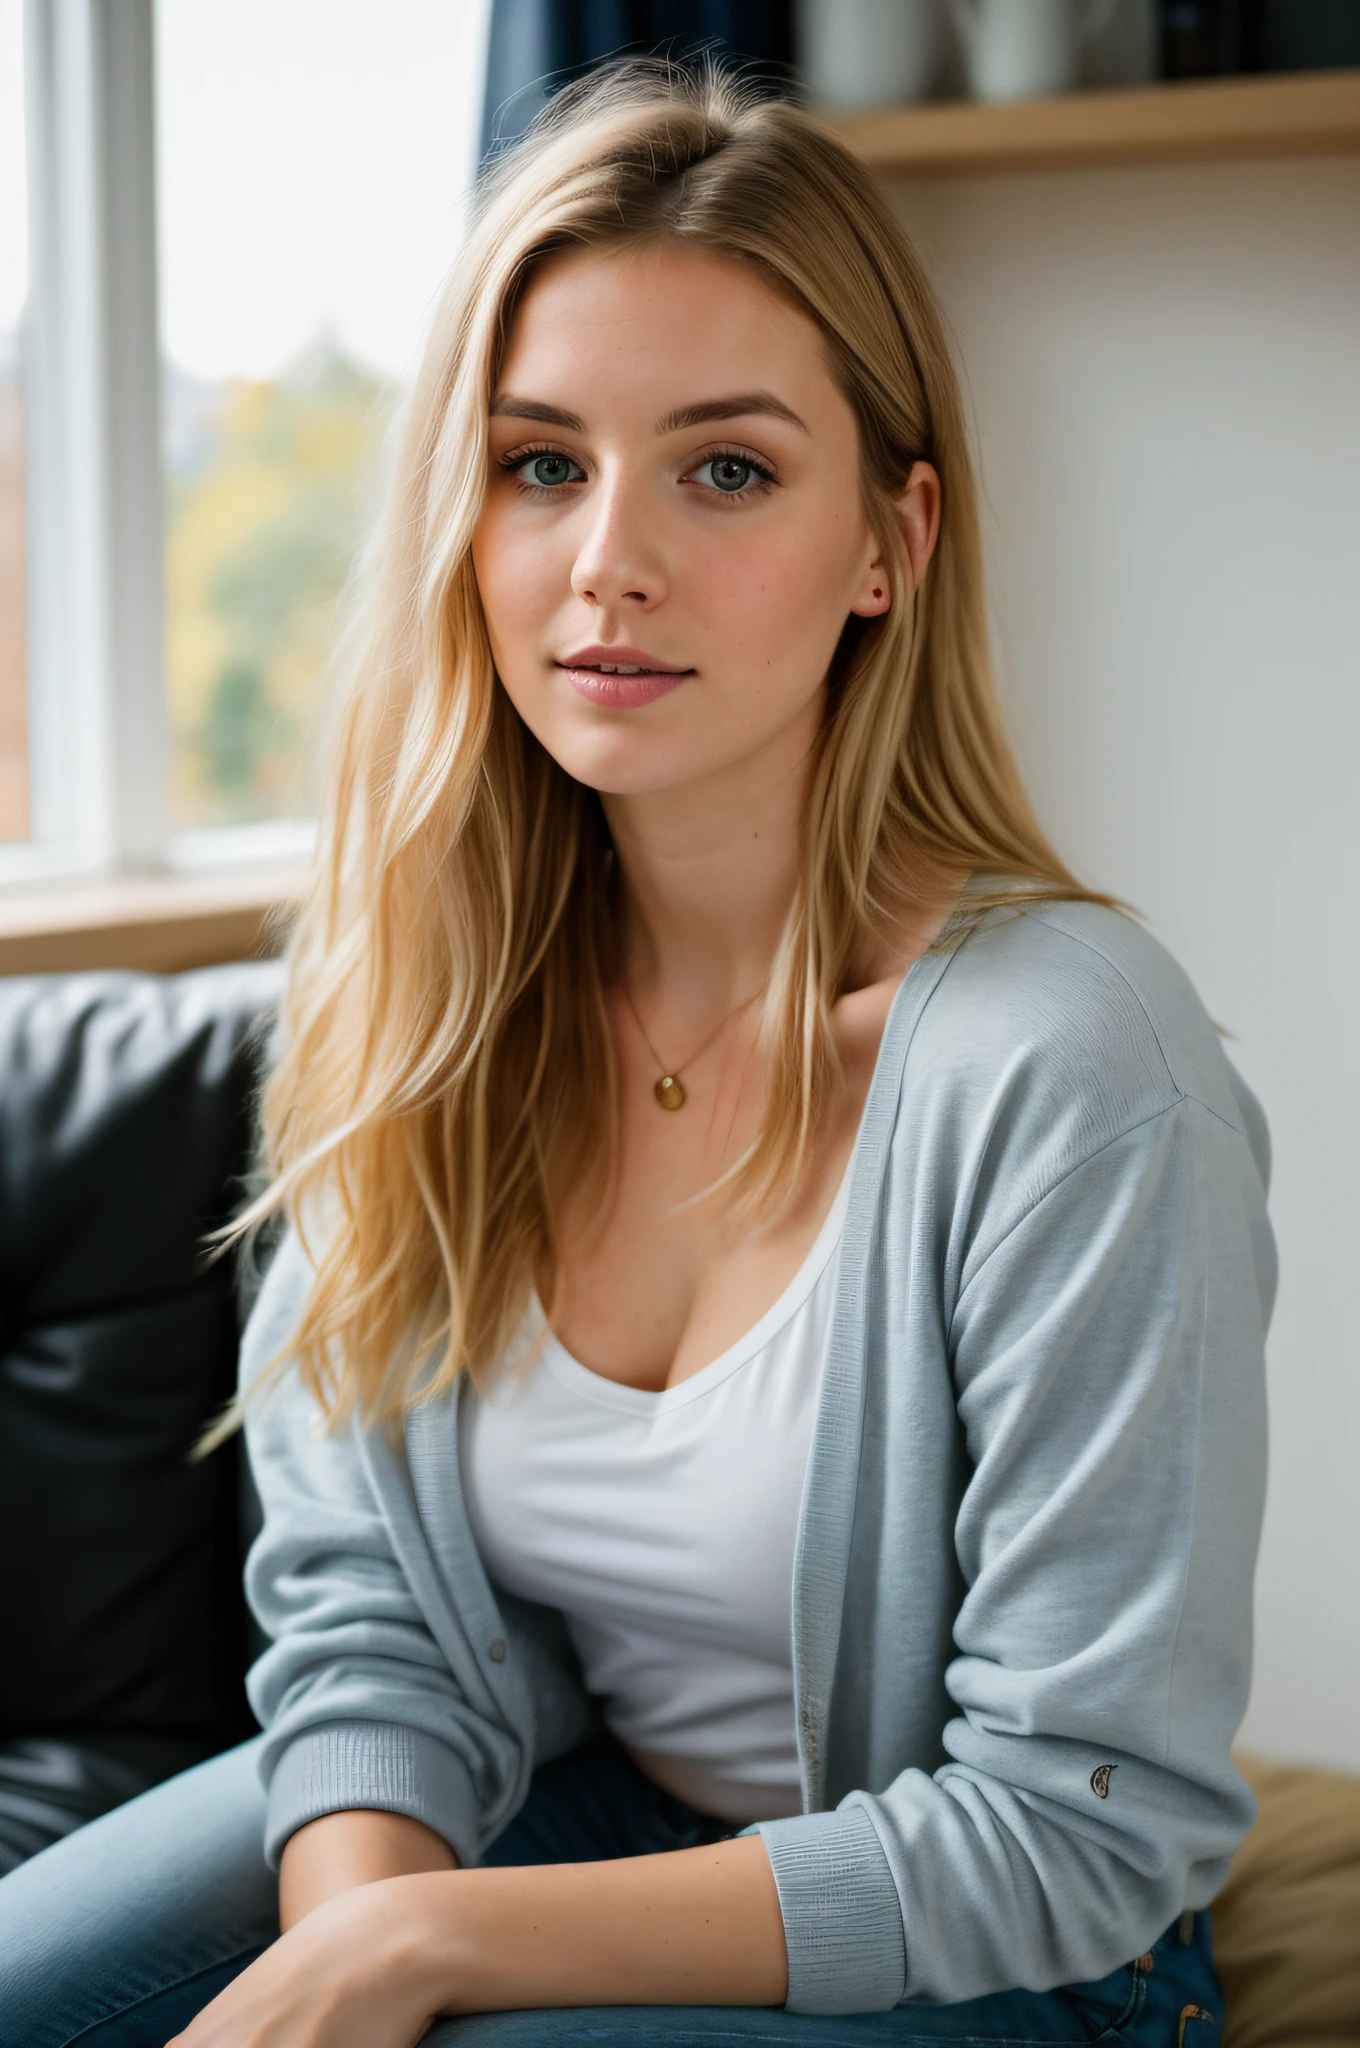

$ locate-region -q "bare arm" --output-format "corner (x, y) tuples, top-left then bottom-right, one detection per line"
(174, 1827), (787, 2043)
(279, 1809), (458, 1927)
(284, 1810), (786, 2008)
(399, 1833), (787, 2013)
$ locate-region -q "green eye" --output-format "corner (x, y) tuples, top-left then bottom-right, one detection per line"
(705, 456), (754, 493)
(515, 452), (581, 488)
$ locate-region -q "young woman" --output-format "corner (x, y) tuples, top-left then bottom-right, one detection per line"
(0, 63), (1272, 2048)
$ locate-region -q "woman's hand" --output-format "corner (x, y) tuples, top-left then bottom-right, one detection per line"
(165, 1875), (451, 2048)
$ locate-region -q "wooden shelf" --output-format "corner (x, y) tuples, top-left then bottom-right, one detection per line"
(0, 866), (307, 977)
(824, 69), (1360, 176)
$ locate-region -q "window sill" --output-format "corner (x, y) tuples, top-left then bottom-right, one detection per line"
(0, 865), (308, 977)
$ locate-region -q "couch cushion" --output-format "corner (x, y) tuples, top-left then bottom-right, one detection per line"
(1215, 1749), (1360, 2048)
(0, 1733), (215, 1878)
(0, 964), (284, 1752)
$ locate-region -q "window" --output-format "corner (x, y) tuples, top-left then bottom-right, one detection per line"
(3, 0), (490, 883)
(156, 0), (489, 848)
(0, 0), (27, 846)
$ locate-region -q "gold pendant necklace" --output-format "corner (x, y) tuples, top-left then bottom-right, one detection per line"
(622, 983), (763, 1111)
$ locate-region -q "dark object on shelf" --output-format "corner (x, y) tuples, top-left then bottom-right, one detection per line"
(1252, 0), (1360, 71)
(1163, 0), (1360, 76)
(0, 962), (284, 1874)
(1161, 0), (1249, 76)
(482, 0), (794, 162)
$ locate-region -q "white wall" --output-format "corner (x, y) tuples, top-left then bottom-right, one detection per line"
(888, 156), (1360, 1772)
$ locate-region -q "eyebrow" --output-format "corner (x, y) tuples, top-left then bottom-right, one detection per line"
(489, 390), (809, 436)
(657, 393), (809, 435)
(489, 397), (587, 431)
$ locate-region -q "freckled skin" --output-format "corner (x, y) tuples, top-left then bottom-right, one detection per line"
(471, 242), (894, 803)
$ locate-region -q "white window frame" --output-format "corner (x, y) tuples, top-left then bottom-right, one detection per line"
(5, 0), (166, 885)
(4, 0), (318, 890)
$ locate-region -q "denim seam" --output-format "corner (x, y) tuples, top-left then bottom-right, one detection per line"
(61, 1942), (268, 2048)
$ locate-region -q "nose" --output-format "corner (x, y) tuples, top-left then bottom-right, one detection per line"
(570, 469), (666, 611)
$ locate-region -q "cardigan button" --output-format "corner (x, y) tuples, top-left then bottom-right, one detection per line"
(488, 1637), (507, 1662)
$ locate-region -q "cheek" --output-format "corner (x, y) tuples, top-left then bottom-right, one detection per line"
(692, 506), (863, 681)
(470, 505), (560, 662)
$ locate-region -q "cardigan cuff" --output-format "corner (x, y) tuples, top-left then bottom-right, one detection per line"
(752, 1803), (907, 2014)
(262, 1719), (482, 1869)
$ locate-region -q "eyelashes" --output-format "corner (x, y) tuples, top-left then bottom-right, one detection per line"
(688, 450), (778, 500)
(497, 440), (780, 503)
(502, 446), (587, 491)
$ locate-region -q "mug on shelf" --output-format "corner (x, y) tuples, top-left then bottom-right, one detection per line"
(796, 0), (946, 111)
(949, 0), (1120, 101)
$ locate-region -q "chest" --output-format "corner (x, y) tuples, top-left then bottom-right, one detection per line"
(549, 1014), (868, 1392)
(461, 1208), (844, 1659)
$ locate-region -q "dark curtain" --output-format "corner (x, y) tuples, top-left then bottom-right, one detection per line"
(481, 0), (794, 161)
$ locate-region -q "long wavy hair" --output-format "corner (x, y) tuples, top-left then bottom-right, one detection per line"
(231, 60), (1108, 1432)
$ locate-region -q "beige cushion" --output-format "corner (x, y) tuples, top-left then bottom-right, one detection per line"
(1214, 1750), (1360, 2048)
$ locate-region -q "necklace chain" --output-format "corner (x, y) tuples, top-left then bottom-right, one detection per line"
(621, 981), (763, 1111)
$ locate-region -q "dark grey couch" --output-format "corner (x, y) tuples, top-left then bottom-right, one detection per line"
(0, 962), (285, 1873)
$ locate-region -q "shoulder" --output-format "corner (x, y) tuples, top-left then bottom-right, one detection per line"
(890, 897), (1268, 1196)
(240, 1226), (316, 1393)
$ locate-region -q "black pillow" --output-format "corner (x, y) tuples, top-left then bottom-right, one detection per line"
(0, 963), (284, 1766)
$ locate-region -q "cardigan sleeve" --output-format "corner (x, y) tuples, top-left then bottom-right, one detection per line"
(240, 1233), (521, 1869)
(755, 1088), (1270, 2010)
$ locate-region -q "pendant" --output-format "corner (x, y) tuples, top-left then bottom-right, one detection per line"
(654, 1074), (686, 1111)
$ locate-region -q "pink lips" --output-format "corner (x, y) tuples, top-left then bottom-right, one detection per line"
(556, 644), (693, 709)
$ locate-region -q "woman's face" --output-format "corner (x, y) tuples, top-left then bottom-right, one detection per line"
(472, 242), (927, 801)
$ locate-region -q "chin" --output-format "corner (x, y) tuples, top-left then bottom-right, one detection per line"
(547, 733), (713, 798)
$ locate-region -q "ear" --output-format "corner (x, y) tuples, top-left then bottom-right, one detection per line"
(850, 461), (942, 618)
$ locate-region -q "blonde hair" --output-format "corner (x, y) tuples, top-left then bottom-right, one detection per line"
(238, 60), (1108, 1430)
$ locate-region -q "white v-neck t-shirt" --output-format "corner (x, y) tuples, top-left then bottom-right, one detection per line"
(459, 1170), (852, 1824)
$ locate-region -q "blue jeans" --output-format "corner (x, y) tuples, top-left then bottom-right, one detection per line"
(0, 1732), (1223, 2048)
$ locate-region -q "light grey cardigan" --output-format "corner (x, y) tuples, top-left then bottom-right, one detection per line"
(241, 900), (1273, 2015)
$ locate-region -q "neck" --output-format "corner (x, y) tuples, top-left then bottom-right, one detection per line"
(602, 720), (814, 1019)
